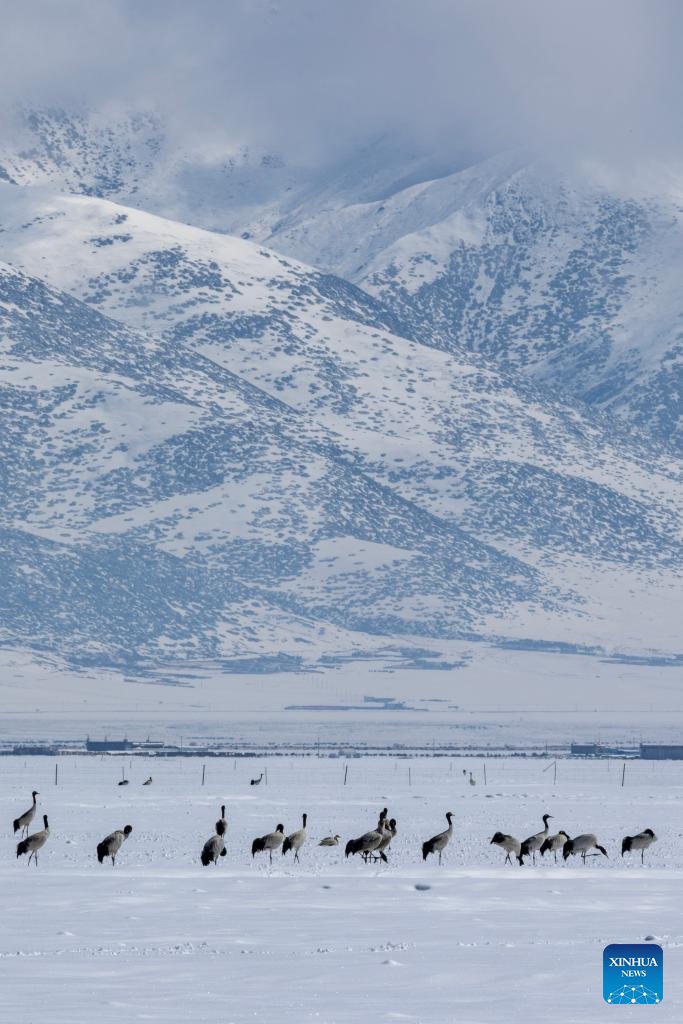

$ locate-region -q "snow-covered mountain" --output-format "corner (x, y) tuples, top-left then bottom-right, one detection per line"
(5, 111), (681, 454)
(0, 108), (682, 672)
(0, 183), (681, 669)
(3, 257), (555, 667)
(251, 153), (683, 455)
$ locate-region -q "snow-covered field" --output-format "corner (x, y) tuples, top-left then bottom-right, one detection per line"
(4, 648), (683, 753)
(1, 754), (681, 1022)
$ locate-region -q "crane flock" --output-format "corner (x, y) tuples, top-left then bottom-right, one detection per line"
(10, 790), (658, 870)
(489, 812), (645, 866)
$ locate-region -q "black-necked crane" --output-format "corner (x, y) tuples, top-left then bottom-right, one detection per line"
(490, 831), (523, 865)
(374, 817), (397, 863)
(252, 823), (285, 863)
(17, 814), (49, 866)
(201, 832), (227, 866)
(318, 834), (340, 847)
(622, 829), (657, 864)
(364, 807), (389, 862)
(283, 813), (308, 862)
(143, 777), (153, 786)
(562, 833), (608, 863)
(13, 790), (38, 838)
(422, 811), (454, 864)
(539, 830), (570, 863)
(520, 813), (553, 863)
(469, 772), (476, 786)
(97, 825), (133, 866)
(215, 805), (228, 837)
(250, 773), (264, 786)
(345, 818), (385, 862)
(118, 779), (129, 787)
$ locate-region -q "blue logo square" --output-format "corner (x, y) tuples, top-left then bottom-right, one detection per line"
(604, 943), (663, 1004)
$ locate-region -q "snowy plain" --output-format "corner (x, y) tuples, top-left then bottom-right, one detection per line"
(1, 753), (681, 1023)
(3, 642), (683, 753)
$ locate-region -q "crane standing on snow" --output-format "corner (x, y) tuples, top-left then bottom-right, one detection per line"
(282, 813), (308, 863)
(622, 828), (657, 864)
(17, 814), (50, 866)
(13, 790), (39, 838)
(97, 825), (133, 866)
(422, 812), (454, 865)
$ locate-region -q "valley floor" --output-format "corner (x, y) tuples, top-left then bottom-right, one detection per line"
(1, 756), (681, 1022)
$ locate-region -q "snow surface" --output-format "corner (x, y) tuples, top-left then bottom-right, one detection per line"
(1, 754), (681, 1023)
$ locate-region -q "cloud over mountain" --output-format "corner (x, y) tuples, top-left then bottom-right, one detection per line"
(2, 0), (683, 168)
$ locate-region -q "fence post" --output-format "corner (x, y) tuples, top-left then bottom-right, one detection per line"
(344, 765), (348, 786)
(621, 762), (626, 787)
(55, 763), (58, 786)
(202, 764), (206, 786)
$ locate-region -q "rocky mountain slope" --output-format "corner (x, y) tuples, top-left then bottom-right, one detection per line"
(4, 111), (682, 454)
(0, 184), (681, 668)
(4, 256), (563, 667)
(0, 109), (682, 670)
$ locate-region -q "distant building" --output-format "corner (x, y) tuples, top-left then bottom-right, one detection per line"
(640, 744), (683, 760)
(12, 744), (58, 756)
(86, 739), (132, 752)
(571, 743), (603, 756)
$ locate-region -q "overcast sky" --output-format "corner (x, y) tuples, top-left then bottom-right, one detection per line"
(1, 0), (681, 167)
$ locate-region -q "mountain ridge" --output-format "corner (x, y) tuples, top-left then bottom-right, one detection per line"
(0, 109), (681, 671)
(0, 188), (681, 667)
